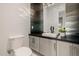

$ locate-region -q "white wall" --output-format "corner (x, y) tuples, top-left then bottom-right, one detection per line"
(43, 3), (65, 33)
(0, 4), (8, 55)
(0, 3), (30, 55)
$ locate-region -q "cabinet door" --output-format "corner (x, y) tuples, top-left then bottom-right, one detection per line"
(29, 36), (39, 52)
(57, 41), (73, 56)
(39, 38), (50, 56)
(50, 40), (57, 56)
(34, 36), (39, 52)
(29, 36), (34, 49)
(73, 44), (79, 56)
(39, 38), (56, 56)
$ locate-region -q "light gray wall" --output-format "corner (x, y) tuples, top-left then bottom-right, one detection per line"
(0, 3), (30, 56)
(43, 3), (65, 33)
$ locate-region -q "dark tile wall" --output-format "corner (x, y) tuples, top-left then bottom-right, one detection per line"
(31, 3), (43, 34)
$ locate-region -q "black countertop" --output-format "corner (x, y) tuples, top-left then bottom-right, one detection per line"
(29, 33), (79, 44)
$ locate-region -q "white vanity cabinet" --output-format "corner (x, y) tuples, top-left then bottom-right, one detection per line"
(29, 35), (79, 56)
(57, 41), (73, 56)
(72, 44), (79, 56)
(39, 38), (56, 56)
(29, 36), (39, 52)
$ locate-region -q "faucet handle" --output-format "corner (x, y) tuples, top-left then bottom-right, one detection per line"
(56, 33), (60, 38)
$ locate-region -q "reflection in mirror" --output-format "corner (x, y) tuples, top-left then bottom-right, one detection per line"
(59, 11), (65, 28)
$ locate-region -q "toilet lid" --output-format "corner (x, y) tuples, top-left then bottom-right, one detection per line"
(14, 47), (32, 56)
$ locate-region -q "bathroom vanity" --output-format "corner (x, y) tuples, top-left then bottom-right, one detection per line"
(29, 33), (79, 56)
(29, 3), (79, 56)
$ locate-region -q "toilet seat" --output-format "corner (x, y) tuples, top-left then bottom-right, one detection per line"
(14, 47), (32, 56)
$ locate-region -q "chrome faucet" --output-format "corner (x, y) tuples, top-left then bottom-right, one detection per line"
(56, 33), (60, 38)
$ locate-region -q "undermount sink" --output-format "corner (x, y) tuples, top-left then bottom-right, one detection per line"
(42, 33), (61, 39)
(42, 33), (57, 37)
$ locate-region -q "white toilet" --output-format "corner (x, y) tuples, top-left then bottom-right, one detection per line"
(8, 35), (32, 56)
(14, 47), (32, 56)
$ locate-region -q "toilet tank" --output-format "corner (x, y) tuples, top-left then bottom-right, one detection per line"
(8, 35), (26, 50)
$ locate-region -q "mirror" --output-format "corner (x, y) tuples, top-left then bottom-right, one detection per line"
(59, 11), (65, 28)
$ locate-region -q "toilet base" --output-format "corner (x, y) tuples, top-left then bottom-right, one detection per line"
(8, 47), (32, 56)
